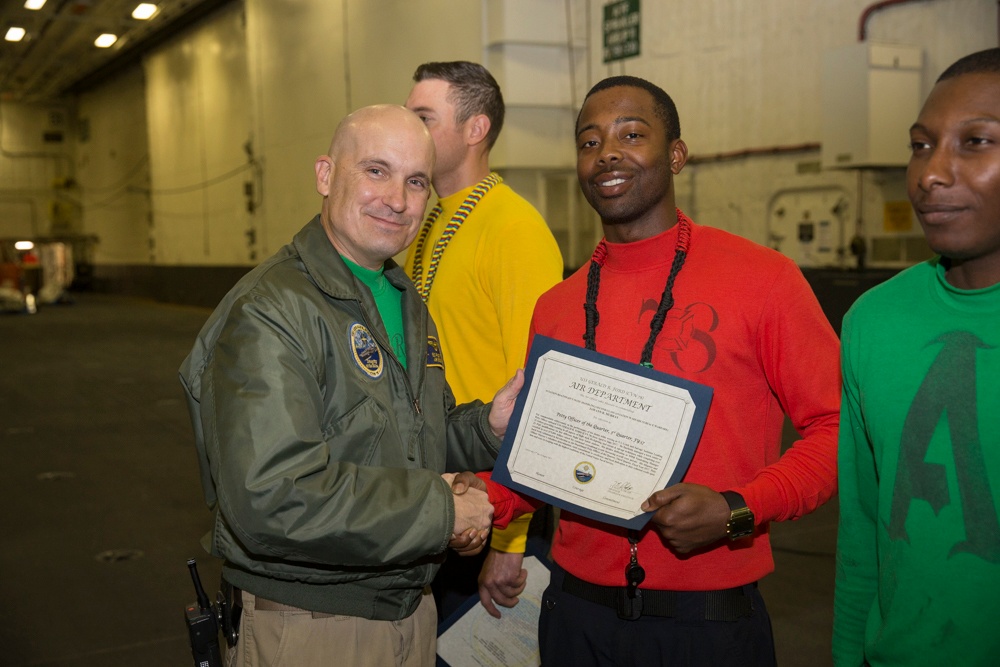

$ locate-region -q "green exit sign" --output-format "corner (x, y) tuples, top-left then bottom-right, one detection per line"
(603, 0), (640, 63)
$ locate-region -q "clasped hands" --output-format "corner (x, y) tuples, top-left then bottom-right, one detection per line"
(442, 471), (493, 556)
(441, 370), (524, 557)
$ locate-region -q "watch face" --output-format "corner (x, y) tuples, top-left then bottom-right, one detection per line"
(722, 491), (754, 539)
(728, 508), (755, 539)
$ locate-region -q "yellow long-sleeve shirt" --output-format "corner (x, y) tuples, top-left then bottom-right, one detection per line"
(405, 181), (563, 550)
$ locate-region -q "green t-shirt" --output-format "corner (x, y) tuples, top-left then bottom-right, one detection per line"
(834, 258), (1000, 666)
(342, 257), (406, 370)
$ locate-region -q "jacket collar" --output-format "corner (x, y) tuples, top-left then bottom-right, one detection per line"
(292, 214), (415, 302)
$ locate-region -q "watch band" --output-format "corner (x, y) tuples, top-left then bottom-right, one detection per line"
(721, 490), (755, 540)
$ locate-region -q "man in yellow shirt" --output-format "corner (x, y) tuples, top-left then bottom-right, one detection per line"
(405, 61), (564, 620)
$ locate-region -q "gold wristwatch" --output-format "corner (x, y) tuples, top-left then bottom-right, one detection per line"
(721, 490), (755, 540)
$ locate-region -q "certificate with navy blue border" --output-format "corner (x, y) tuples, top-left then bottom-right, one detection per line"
(492, 335), (713, 530)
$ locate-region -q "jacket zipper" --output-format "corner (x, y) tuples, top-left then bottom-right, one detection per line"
(356, 300), (422, 463)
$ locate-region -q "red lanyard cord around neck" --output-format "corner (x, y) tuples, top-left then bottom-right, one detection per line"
(582, 215), (691, 368)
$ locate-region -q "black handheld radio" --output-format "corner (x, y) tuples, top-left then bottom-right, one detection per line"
(185, 558), (224, 667)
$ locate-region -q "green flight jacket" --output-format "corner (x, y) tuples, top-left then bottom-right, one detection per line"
(179, 215), (500, 620)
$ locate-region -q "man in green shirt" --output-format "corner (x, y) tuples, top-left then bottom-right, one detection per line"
(833, 48), (1000, 666)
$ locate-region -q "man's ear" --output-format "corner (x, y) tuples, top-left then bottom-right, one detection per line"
(465, 114), (491, 149)
(315, 155), (333, 196)
(669, 139), (689, 174)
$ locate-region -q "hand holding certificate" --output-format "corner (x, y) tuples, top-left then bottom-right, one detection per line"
(492, 336), (713, 529)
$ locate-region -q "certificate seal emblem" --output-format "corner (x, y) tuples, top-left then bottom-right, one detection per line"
(574, 462), (595, 484)
(349, 322), (383, 379)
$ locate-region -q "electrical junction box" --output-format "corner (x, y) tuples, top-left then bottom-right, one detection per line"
(821, 42), (923, 169)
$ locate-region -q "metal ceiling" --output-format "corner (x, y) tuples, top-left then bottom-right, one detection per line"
(0, 0), (234, 104)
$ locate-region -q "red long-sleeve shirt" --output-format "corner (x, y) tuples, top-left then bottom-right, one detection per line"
(487, 212), (840, 591)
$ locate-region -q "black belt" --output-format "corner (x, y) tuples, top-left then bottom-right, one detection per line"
(561, 570), (756, 621)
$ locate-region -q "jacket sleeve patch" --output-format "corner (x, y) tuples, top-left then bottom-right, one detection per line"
(425, 336), (445, 370)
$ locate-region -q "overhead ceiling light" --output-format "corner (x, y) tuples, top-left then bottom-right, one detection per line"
(5, 27), (26, 42)
(24, 0), (46, 9)
(132, 3), (157, 20)
(15, 241), (35, 250)
(94, 33), (117, 48)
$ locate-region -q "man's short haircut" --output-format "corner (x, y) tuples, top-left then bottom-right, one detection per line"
(412, 61), (505, 149)
(937, 47), (1000, 82)
(578, 75), (681, 141)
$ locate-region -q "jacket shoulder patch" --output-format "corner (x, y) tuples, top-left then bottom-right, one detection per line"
(426, 336), (445, 370)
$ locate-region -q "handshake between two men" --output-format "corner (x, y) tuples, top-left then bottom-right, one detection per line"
(441, 369), (524, 557)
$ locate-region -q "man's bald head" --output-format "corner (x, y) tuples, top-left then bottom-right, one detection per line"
(328, 104), (434, 163)
(314, 104), (436, 270)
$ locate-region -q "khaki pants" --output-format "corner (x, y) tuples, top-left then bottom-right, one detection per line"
(227, 588), (437, 667)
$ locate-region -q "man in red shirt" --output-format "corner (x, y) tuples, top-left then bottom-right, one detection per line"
(467, 76), (841, 666)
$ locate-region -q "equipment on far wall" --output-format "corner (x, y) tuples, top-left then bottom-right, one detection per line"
(821, 42), (923, 169)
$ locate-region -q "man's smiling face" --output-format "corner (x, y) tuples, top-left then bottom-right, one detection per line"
(575, 85), (685, 242)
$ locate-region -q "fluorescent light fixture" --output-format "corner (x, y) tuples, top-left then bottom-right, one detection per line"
(24, 0), (46, 9)
(5, 27), (26, 42)
(15, 241), (35, 250)
(132, 3), (157, 20)
(94, 33), (117, 48)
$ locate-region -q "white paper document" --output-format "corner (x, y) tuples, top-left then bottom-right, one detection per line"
(436, 555), (551, 667)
